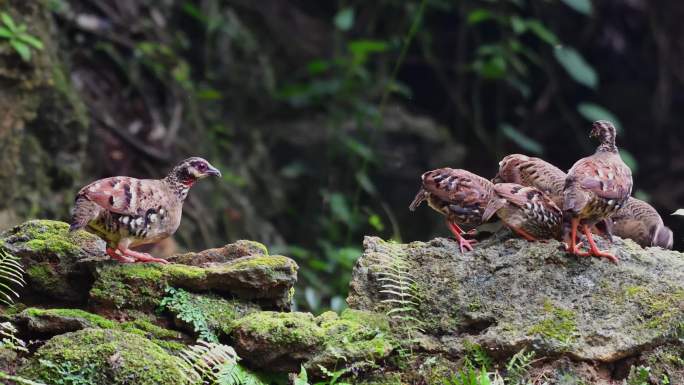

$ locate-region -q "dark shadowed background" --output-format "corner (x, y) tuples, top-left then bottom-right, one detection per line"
(1, 0), (682, 312)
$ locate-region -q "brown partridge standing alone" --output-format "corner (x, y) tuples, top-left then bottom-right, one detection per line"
(610, 197), (673, 249)
(483, 183), (563, 241)
(69, 157), (222, 263)
(409, 168), (494, 252)
(563, 121), (633, 262)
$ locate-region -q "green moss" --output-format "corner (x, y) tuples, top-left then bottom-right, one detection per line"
(26, 263), (66, 293)
(234, 311), (325, 347)
(528, 300), (578, 345)
(20, 329), (186, 385)
(120, 319), (182, 340)
(624, 286), (684, 330)
(90, 264), (206, 310)
(10, 220), (93, 257)
(220, 255), (296, 274)
(24, 308), (116, 329)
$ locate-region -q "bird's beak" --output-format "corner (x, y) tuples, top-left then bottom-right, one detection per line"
(206, 165), (222, 178)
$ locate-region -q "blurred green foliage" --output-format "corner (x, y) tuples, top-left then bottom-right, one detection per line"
(47, 0), (648, 314)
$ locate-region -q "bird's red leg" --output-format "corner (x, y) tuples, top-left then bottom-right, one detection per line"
(577, 226), (618, 263)
(565, 218), (583, 254)
(446, 221), (476, 253)
(117, 245), (169, 264)
(509, 226), (538, 242)
(106, 247), (135, 263)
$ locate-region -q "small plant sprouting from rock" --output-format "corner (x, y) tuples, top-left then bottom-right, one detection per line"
(626, 365), (651, 385)
(178, 341), (270, 385)
(159, 287), (218, 343)
(36, 360), (99, 385)
(0, 321), (27, 352)
(372, 244), (423, 351)
(0, 12), (44, 62)
(0, 247), (25, 305)
(503, 348), (535, 384)
(292, 365), (351, 385)
(444, 347), (534, 385)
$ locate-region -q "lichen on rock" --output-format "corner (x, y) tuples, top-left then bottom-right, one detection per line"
(348, 235), (684, 363)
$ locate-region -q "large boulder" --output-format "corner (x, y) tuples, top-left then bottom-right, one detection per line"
(347, 235), (684, 382)
(19, 328), (187, 385)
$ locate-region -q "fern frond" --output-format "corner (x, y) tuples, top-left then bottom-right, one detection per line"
(179, 340), (239, 384)
(0, 247), (24, 306)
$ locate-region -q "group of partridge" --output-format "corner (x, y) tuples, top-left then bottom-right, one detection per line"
(67, 120), (671, 265)
(410, 120), (673, 263)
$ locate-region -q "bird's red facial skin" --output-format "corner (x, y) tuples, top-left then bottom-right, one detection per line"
(181, 178), (196, 187)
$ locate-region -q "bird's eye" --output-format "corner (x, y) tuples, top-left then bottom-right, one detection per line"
(197, 163), (207, 171)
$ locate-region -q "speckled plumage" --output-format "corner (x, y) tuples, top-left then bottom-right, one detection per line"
(69, 157), (221, 263)
(409, 168), (494, 252)
(563, 121), (633, 262)
(483, 183), (562, 240)
(493, 154), (566, 208)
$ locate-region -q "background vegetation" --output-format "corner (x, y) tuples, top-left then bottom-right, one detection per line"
(1, 0), (683, 313)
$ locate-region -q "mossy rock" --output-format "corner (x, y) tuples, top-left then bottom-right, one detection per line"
(231, 309), (393, 374)
(19, 329), (186, 385)
(167, 240), (269, 266)
(12, 307), (187, 353)
(90, 254), (298, 311)
(161, 289), (260, 339)
(1, 220), (105, 303)
(348, 236), (684, 363)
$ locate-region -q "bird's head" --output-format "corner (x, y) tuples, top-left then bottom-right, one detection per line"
(590, 120), (617, 152)
(168, 157), (222, 187)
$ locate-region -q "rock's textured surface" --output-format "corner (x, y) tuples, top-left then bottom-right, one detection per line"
(348, 235), (684, 364)
(89, 254), (298, 311)
(1, 220), (105, 302)
(20, 329), (187, 385)
(231, 309), (393, 373)
(166, 240), (269, 266)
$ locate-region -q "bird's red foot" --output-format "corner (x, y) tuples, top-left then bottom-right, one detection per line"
(118, 247), (170, 264)
(457, 237), (476, 253)
(578, 226), (619, 263)
(106, 247), (135, 263)
(510, 226), (537, 242)
(446, 221), (477, 253)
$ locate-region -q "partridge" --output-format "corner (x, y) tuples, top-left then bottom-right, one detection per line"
(409, 168), (494, 252)
(493, 154), (566, 208)
(483, 183), (562, 241)
(563, 121), (633, 262)
(610, 197), (673, 249)
(69, 157), (222, 263)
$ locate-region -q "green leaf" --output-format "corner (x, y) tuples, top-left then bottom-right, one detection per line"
(510, 16), (526, 34)
(329, 193), (353, 226)
(334, 7), (354, 31)
(619, 149), (638, 174)
(294, 366), (309, 385)
(577, 103), (622, 133)
(525, 20), (559, 45)
(553, 46), (598, 88)
(306, 59), (329, 75)
(196, 88), (223, 100)
(368, 214), (385, 232)
(0, 27), (12, 38)
(500, 123), (544, 154)
(348, 39), (388, 63)
(10, 40), (30, 62)
(18, 33), (43, 50)
(560, 0), (593, 15)
(1, 13), (16, 32)
(474, 56), (506, 79)
(467, 9), (493, 25)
